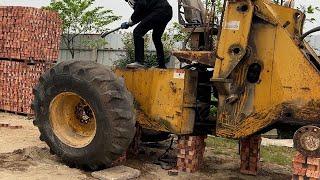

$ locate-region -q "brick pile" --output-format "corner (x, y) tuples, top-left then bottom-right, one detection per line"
(0, 6), (62, 115)
(292, 152), (320, 180)
(240, 135), (262, 175)
(177, 135), (207, 173)
(0, 60), (53, 114)
(0, 6), (62, 62)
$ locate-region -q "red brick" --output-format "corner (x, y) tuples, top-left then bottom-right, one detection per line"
(307, 157), (320, 166)
(293, 152), (307, 164)
(8, 125), (23, 129)
(176, 135), (207, 173)
(306, 170), (320, 179)
(292, 152), (320, 179)
(240, 135), (261, 176)
(0, 6), (62, 62)
(0, 123), (9, 127)
(293, 166), (307, 176)
(0, 59), (53, 115)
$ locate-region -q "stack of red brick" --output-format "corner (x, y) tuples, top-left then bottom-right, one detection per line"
(0, 6), (62, 115)
(177, 135), (207, 173)
(0, 61), (53, 114)
(240, 135), (262, 175)
(292, 152), (320, 180)
(0, 6), (61, 61)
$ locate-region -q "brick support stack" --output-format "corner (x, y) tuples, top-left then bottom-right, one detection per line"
(240, 135), (262, 175)
(177, 135), (207, 173)
(292, 152), (320, 180)
(0, 6), (62, 115)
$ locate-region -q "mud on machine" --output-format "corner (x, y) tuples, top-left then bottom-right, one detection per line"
(32, 0), (320, 176)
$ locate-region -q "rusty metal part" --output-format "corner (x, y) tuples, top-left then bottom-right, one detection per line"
(294, 126), (320, 157)
(172, 51), (215, 67)
(75, 100), (93, 124)
(182, 27), (209, 33)
(183, 27), (197, 50)
(228, 44), (246, 60)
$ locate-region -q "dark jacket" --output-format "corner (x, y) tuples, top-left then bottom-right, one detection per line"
(130, 0), (171, 24)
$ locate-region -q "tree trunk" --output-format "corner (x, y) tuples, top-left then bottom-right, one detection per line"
(71, 49), (75, 59)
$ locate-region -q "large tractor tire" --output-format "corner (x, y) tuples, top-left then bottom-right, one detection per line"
(32, 61), (136, 170)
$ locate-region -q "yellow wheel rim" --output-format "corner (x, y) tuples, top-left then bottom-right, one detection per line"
(49, 92), (97, 148)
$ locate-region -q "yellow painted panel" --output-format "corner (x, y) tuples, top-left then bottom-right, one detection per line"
(115, 69), (198, 134)
(271, 28), (320, 103)
(251, 24), (276, 111)
(269, 3), (304, 37)
(214, 0), (254, 78)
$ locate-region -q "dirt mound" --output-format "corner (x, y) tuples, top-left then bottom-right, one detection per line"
(0, 147), (89, 180)
(0, 147), (55, 172)
(15, 147), (58, 163)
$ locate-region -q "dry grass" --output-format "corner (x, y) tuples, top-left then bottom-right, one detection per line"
(205, 136), (295, 167)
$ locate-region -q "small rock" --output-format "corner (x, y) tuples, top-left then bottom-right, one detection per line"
(160, 161), (174, 170)
(168, 169), (179, 176)
(92, 165), (141, 180)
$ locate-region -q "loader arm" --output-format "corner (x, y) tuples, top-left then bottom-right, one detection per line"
(212, 0), (320, 138)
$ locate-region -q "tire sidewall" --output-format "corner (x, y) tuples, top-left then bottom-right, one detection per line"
(40, 74), (112, 164)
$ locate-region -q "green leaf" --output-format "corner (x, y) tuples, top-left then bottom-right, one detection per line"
(45, 0), (120, 58)
(307, 5), (315, 14)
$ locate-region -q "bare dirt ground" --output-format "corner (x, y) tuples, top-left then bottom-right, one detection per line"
(0, 112), (292, 180)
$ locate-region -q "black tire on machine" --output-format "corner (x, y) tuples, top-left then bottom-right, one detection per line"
(293, 125), (320, 158)
(32, 61), (136, 170)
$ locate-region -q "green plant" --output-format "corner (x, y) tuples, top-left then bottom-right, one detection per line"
(170, 22), (189, 43)
(116, 33), (135, 68)
(115, 33), (149, 68)
(261, 145), (296, 166)
(297, 5), (320, 23)
(210, 96), (218, 116)
(45, 0), (120, 58)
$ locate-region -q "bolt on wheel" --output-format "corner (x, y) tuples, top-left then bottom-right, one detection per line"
(293, 125), (320, 157)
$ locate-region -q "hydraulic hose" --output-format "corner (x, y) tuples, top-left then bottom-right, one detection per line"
(300, 26), (320, 41)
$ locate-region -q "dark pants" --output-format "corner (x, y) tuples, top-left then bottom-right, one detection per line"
(133, 6), (173, 67)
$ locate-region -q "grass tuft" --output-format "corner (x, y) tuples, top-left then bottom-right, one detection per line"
(206, 136), (295, 167)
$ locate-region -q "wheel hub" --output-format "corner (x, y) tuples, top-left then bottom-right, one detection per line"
(75, 100), (93, 124)
(49, 92), (97, 148)
(294, 126), (320, 157)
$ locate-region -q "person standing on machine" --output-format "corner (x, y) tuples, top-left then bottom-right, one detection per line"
(122, 0), (173, 69)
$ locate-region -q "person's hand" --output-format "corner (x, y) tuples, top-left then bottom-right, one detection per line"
(121, 22), (131, 29)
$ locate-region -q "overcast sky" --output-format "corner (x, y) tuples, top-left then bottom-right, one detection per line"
(0, 0), (319, 31)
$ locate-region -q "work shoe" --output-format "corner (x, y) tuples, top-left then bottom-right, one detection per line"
(126, 62), (145, 69)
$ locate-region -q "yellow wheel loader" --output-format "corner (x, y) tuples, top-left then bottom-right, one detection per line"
(32, 0), (320, 170)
